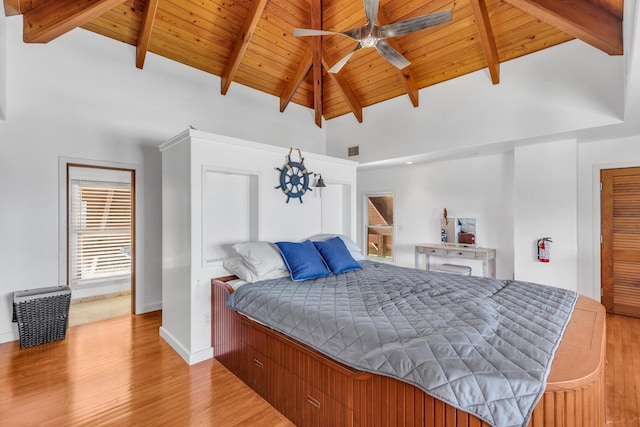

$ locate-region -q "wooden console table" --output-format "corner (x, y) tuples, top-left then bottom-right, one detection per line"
(415, 243), (496, 278)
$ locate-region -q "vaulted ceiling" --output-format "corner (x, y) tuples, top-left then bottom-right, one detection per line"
(4, 0), (623, 127)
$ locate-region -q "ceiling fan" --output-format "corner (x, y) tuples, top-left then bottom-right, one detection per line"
(294, 0), (452, 73)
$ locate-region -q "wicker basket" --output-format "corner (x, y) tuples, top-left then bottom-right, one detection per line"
(13, 286), (72, 348)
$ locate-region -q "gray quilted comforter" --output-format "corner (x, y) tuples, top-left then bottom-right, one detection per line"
(226, 261), (577, 427)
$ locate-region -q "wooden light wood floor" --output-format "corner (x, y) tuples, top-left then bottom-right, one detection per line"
(606, 313), (640, 427)
(1, 311), (638, 426)
(0, 311), (293, 426)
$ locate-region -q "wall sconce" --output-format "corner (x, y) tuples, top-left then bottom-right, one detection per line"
(314, 173), (326, 188)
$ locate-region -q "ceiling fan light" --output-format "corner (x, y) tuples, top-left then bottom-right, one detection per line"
(361, 37), (378, 48)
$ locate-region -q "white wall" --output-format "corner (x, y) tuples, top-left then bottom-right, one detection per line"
(358, 134), (640, 300)
(357, 153), (514, 280)
(160, 130), (357, 364)
(326, 41), (624, 164)
(513, 140), (578, 291)
(0, 17), (324, 344)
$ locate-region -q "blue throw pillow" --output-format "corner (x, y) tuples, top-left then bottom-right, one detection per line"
(276, 240), (331, 281)
(313, 236), (362, 274)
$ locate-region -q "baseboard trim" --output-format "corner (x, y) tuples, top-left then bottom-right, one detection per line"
(0, 330), (18, 345)
(71, 291), (131, 305)
(143, 302), (162, 313)
(159, 326), (213, 365)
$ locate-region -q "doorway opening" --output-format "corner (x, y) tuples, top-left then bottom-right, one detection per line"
(66, 164), (135, 325)
(365, 193), (394, 259)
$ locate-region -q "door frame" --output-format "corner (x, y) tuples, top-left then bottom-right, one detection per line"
(58, 157), (144, 315)
(600, 166), (640, 314)
(600, 168), (614, 312)
(592, 160), (640, 304)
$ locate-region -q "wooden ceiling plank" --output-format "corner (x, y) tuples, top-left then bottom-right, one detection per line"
(136, 0), (160, 69)
(175, 0), (245, 35)
(470, 0), (500, 84)
(181, 0), (247, 24)
(503, 0), (622, 55)
(245, 41), (302, 77)
(253, 23), (308, 57)
(153, 9), (234, 54)
(220, 0), (269, 95)
(240, 46), (299, 87)
(23, 0), (128, 43)
(147, 31), (226, 75)
(148, 20), (230, 64)
(322, 51), (363, 123)
(322, 0), (363, 23)
(397, 3), (476, 55)
(311, 0), (323, 128)
(280, 48), (313, 112)
(93, 4), (143, 29)
(83, 17), (138, 45)
(265, 0), (310, 26)
(354, 79), (414, 104)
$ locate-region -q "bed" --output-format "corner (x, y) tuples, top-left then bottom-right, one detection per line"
(211, 238), (605, 427)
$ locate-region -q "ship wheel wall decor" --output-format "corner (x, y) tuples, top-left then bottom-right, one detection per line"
(276, 148), (313, 203)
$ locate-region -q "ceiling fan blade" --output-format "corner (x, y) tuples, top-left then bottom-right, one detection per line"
(379, 9), (452, 39)
(363, 0), (379, 35)
(294, 28), (360, 41)
(328, 45), (363, 73)
(375, 40), (411, 70)
(294, 28), (342, 37)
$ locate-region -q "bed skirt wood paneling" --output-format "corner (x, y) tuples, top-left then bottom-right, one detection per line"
(212, 278), (605, 427)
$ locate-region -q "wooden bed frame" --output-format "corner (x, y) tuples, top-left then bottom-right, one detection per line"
(211, 276), (606, 427)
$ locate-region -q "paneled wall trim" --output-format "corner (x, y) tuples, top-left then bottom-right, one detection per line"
(159, 129), (358, 364)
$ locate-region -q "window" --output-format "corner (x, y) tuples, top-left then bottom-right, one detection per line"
(68, 169), (133, 289)
(365, 194), (394, 259)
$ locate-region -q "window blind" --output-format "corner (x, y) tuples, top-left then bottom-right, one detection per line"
(69, 181), (132, 286)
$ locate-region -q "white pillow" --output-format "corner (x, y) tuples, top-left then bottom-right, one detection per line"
(223, 256), (289, 283)
(307, 234), (365, 261)
(231, 241), (289, 277)
(223, 257), (258, 282)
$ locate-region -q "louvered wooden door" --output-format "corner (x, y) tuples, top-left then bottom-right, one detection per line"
(601, 167), (640, 317)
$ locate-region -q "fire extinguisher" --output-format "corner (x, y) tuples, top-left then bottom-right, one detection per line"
(537, 237), (552, 262)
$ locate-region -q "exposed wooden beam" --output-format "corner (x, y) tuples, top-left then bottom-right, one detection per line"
(220, 0), (269, 95)
(322, 52), (363, 123)
(400, 71), (420, 108)
(23, 0), (127, 43)
(470, 0), (500, 84)
(504, 0), (622, 55)
(280, 49), (313, 112)
(377, 9), (419, 107)
(3, 0), (23, 16)
(311, 0), (323, 128)
(135, 0), (159, 69)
